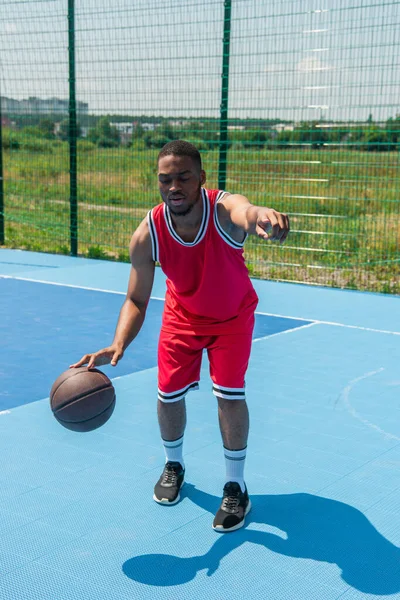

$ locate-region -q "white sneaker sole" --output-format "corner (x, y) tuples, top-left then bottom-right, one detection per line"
(212, 499), (252, 532)
(153, 482), (184, 505)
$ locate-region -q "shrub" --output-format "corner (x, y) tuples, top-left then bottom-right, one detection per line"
(86, 245), (109, 259)
(2, 130), (20, 150)
(77, 140), (96, 152)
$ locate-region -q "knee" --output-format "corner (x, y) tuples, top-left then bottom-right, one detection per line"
(158, 396), (186, 405)
(217, 397), (247, 410)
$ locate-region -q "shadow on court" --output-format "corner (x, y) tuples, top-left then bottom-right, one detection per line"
(123, 484), (400, 595)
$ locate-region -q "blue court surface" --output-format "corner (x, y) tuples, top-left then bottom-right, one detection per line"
(0, 248), (399, 600)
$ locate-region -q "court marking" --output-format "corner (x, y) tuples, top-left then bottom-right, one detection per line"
(256, 310), (400, 337)
(341, 367), (400, 442)
(1, 274), (400, 336)
(1, 270), (400, 598)
(0, 365), (161, 414)
(0, 261), (58, 268)
(252, 321), (318, 342)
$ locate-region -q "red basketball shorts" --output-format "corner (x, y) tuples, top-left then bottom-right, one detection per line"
(157, 329), (253, 403)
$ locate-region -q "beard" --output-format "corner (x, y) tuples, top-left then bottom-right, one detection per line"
(167, 184), (201, 217)
(169, 203), (195, 217)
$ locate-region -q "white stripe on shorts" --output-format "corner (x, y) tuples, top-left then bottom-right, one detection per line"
(212, 383), (246, 400)
(158, 381), (199, 403)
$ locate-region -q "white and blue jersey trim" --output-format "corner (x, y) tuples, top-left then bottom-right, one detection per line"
(214, 191), (248, 249)
(163, 188), (210, 247)
(147, 209), (159, 262)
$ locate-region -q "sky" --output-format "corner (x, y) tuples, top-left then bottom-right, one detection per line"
(0, 0), (399, 122)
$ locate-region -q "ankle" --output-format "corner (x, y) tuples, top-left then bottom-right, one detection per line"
(162, 435), (185, 469)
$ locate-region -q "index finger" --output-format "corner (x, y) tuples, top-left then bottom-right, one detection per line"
(267, 215), (281, 241)
(69, 354), (91, 368)
(272, 213), (289, 241)
(280, 215), (290, 244)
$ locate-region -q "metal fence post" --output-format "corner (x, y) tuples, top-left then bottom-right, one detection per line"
(68, 0), (78, 256)
(0, 94), (4, 245)
(218, 0), (232, 190)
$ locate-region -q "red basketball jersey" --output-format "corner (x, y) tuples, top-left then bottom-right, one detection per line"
(147, 188), (258, 335)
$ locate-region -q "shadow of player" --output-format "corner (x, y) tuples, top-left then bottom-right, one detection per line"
(123, 483), (400, 594)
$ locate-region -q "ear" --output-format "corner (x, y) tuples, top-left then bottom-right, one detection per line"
(200, 170), (206, 186)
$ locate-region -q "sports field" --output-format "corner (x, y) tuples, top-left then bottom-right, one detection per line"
(3, 145), (399, 293)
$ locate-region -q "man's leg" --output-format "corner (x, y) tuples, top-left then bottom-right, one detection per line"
(153, 330), (203, 505)
(218, 397), (249, 491)
(153, 397), (187, 505)
(217, 396), (249, 451)
(158, 397), (186, 467)
(208, 332), (253, 532)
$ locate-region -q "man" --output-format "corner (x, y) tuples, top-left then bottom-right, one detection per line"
(72, 140), (289, 532)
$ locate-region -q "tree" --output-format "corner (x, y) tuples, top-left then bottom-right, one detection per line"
(133, 123), (145, 139)
(360, 128), (392, 152)
(143, 133), (171, 149)
(88, 117), (119, 147)
(385, 116), (400, 146)
(57, 119), (82, 141)
(158, 120), (174, 141)
(275, 130), (292, 148)
(38, 119), (55, 139)
(291, 122), (327, 148)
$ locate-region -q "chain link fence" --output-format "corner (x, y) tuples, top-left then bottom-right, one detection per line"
(1, 0), (399, 293)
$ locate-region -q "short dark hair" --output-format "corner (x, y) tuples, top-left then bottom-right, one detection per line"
(157, 140), (202, 171)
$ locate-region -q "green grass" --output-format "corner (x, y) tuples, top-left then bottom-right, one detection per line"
(2, 143), (399, 294)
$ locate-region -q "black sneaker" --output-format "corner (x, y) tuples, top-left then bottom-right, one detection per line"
(212, 481), (251, 532)
(153, 461), (185, 505)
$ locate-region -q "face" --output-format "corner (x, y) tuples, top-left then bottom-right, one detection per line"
(158, 154), (206, 217)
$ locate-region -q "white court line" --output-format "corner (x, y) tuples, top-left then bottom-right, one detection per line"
(256, 310), (400, 336)
(253, 321), (318, 342)
(1, 274), (399, 336)
(0, 275), (127, 296)
(341, 368), (400, 442)
(256, 309), (312, 323)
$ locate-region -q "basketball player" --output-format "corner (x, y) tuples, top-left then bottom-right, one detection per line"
(72, 140), (289, 532)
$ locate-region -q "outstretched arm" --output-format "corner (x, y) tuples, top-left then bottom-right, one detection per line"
(71, 217), (155, 368)
(219, 193), (290, 244)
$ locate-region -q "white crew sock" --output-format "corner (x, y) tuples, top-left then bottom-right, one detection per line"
(224, 446), (247, 492)
(163, 436), (184, 468)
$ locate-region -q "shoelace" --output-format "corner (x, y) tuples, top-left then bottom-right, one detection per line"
(222, 494), (240, 512)
(163, 467), (178, 485)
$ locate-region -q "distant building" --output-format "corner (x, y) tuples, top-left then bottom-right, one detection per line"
(109, 122), (134, 146)
(0, 96), (88, 115)
(141, 123), (157, 131)
(80, 126), (90, 138)
(110, 123), (135, 135)
(316, 122), (385, 129)
(168, 120), (190, 128)
(271, 123), (294, 133)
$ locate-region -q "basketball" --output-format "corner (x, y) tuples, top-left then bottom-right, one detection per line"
(50, 367), (116, 432)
